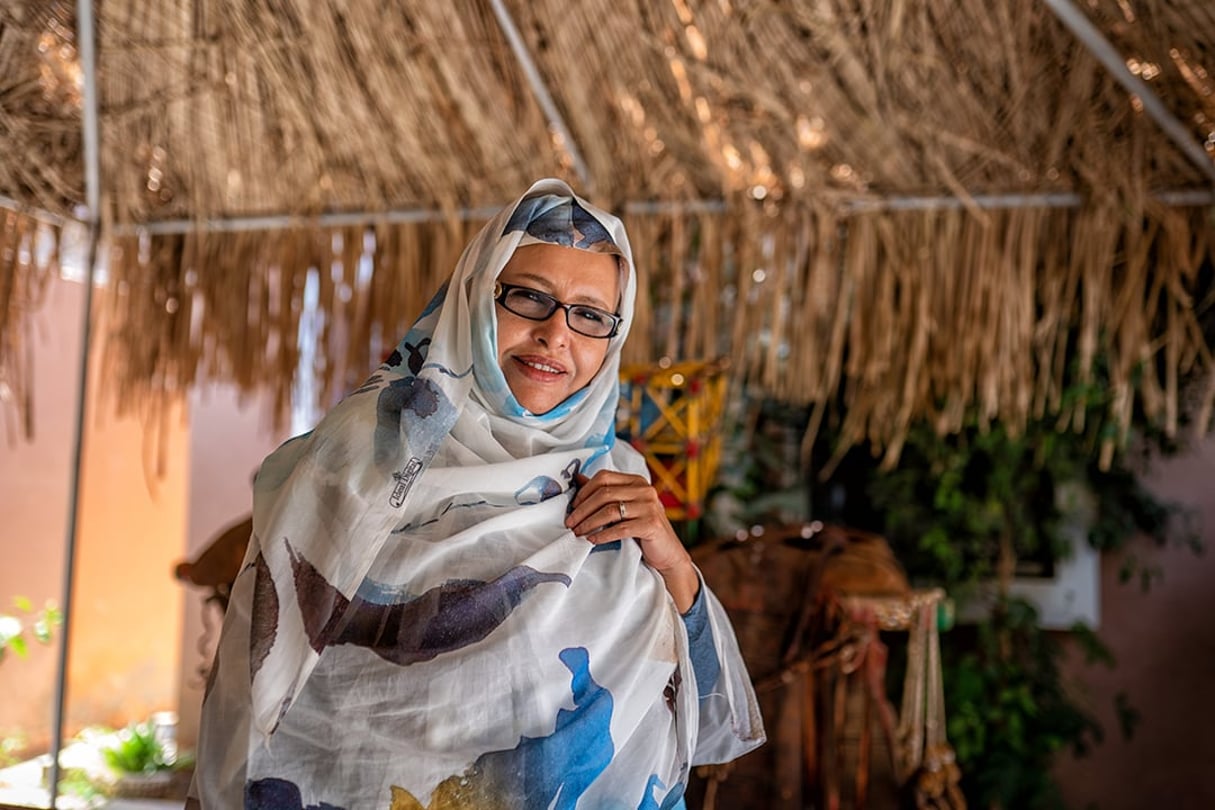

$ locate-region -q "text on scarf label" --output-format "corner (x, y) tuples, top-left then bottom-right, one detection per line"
(390, 457), (424, 507)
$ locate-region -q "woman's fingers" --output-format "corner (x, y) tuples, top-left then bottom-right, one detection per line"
(566, 469), (698, 610)
(566, 493), (643, 539)
(564, 472), (681, 558)
(566, 471), (652, 535)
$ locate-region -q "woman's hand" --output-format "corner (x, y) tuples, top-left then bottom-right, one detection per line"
(565, 470), (700, 612)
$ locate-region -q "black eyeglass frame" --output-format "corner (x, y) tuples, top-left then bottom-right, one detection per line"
(493, 282), (622, 339)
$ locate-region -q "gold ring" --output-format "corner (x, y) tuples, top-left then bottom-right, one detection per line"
(618, 501), (627, 521)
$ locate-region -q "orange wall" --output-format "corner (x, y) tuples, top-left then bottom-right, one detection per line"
(1, 274), (290, 759)
(66, 391), (188, 734)
(0, 276), (188, 753)
(0, 275), (75, 754)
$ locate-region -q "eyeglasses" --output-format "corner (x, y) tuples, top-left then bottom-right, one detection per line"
(494, 282), (621, 339)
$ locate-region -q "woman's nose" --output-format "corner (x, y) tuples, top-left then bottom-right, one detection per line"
(531, 309), (571, 346)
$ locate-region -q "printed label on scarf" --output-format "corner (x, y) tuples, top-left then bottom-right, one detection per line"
(390, 457), (424, 507)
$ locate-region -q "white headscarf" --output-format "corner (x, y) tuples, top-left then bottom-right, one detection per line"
(193, 179), (763, 810)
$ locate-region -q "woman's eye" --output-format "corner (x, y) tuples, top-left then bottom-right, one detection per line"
(573, 308), (606, 324)
(518, 289), (551, 305)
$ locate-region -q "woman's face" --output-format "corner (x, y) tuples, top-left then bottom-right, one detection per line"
(495, 243), (621, 415)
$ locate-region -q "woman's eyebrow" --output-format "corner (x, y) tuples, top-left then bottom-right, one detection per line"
(506, 271), (555, 290)
(507, 271), (614, 310)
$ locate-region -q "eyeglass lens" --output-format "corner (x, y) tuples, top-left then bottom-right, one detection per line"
(498, 285), (618, 338)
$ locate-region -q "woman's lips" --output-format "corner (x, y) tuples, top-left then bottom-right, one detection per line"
(513, 355), (566, 379)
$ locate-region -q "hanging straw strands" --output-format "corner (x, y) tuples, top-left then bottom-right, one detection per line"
(0, 0), (1213, 467)
(99, 216), (489, 434)
(621, 196), (1213, 472)
(90, 180), (1215, 470)
(0, 209), (59, 442)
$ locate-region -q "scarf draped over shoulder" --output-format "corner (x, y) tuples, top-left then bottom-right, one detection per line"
(192, 178), (764, 810)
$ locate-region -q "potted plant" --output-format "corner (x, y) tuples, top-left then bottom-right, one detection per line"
(100, 718), (180, 798)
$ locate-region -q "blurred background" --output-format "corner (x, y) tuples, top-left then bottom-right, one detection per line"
(1, 1), (1214, 807)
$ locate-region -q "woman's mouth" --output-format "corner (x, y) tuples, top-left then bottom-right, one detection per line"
(513, 356), (566, 377)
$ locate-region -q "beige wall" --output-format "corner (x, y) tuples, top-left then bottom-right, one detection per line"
(1054, 435), (1215, 809)
(176, 383), (284, 751)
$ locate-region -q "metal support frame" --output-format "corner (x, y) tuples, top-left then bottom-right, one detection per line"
(844, 188), (1215, 213)
(102, 188), (1214, 237)
(487, 0), (592, 192)
(47, 0), (102, 805)
(1043, 0), (1215, 186)
(115, 205), (505, 236)
(0, 194), (73, 229)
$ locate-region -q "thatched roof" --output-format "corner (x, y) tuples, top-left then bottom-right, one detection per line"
(2, 0), (1214, 464)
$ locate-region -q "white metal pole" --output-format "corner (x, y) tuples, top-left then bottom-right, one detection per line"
(48, 0), (102, 804)
(107, 188), (1215, 237)
(1043, 0), (1215, 186)
(488, 0), (592, 192)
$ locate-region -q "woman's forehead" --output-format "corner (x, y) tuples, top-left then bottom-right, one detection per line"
(500, 244), (621, 308)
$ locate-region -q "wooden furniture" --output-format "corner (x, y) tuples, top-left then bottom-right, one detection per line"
(688, 523), (964, 809)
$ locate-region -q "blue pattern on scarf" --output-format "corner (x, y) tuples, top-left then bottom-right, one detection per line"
(503, 197), (618, 251)
(475, 646), (614, 807)
(636, 774), (687, 809)
(245, 777), (345, 810)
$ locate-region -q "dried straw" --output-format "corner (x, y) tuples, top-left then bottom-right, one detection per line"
(0, 209), (58, 442)
(0, 0), (1212, 471)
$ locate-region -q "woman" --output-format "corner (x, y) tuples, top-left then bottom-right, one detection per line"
(190, 178), (764, 809)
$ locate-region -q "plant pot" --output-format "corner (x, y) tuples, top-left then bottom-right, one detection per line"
(112, 771), (173, 799)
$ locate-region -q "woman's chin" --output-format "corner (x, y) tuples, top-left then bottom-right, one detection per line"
(505, 374), (571, 415)
(514, 391), (561, 415)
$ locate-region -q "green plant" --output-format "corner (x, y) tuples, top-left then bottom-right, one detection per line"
(0, 731), (28, 767)
(101, 721), (172, 775)
(828, 408), (1196, 808)
(862, 420), (1198, 597)
(0, 596), (61, 662)
(943, 599), (1107, 810)
(57, 766), (108, 808)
